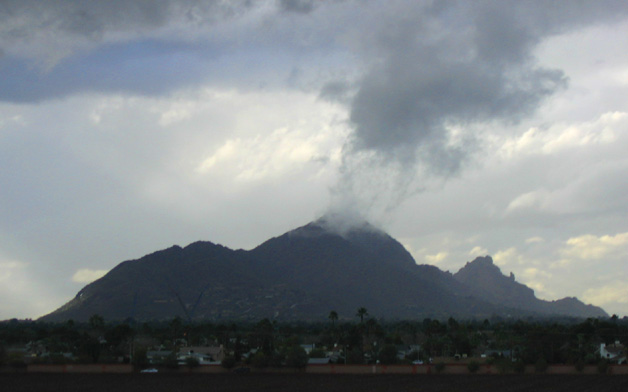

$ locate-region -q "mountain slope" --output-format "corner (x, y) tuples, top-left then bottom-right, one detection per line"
(41, 219), (607, 322)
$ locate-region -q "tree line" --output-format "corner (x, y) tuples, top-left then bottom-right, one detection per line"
(1, 310), (626, 369)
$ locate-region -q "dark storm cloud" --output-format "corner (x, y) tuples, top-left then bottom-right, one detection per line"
(319, 80), (352, 103)
(0, 0), (347, 103)
(321, 0), (628, 219)
(278, 0), (317, 14)
(0, 40), (217, 102)
(347, 2), (548, 173)
(0, 0), (250, 39)
(3, 0), (628, 177)
(1, 0), (173, 42)
(0, 0), (259, 101)
(343, 1), (628, 176)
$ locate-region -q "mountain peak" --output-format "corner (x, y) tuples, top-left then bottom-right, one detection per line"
(468, 255), (496, 267)
(288, 212), (383, 240)
(457, 255), (506, 278)
(314, 212), (383, 237)
(456, 255), (521, 283)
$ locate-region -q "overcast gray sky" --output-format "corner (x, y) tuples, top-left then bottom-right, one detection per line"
(1, 0), (628, 320)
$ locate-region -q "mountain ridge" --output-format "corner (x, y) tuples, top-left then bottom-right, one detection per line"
(452, 255), (605, 318)
(40, 219), (607, 322)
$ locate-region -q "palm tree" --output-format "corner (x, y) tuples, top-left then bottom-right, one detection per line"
(328, 310), (339, 328)
(356, 307), (368, 323)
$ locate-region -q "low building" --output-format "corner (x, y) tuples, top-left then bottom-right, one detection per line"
(600, 341), (626, 364)
(179, 345), (226, 364)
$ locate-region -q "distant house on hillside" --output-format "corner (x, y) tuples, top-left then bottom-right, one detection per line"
(600, 341), (626, 364)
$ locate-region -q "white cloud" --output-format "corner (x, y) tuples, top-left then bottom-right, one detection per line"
(560, 232), (628, 260)
(425, 252), (448, 265)
(521, 267), (552, 280)
(196, 139), (239, 173)
(506, 190), (550, 213)
(497, 111), (626, 160)
(189, 89), (348, 182)
(490, 253), (557, 299)
(525, 237), (544, 244)
(583, 281), (628, 307)
(195, 123), (344, 182)
(493, 247), (519, 267)
(0, 257), (60, 319)
(0, 259), (28, 281)
(525, 281), (551, 298)
(468, 246), (488, 258)
(72, 269), (109, 284)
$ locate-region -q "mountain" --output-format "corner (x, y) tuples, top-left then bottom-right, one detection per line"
(40, 218), (607, 322)
(453, 256), (607, 318)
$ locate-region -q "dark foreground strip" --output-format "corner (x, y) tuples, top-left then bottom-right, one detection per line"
(2, 373), (628, 392)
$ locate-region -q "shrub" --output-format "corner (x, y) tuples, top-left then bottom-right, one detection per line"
(164, 352), (179, 369)
(132, 347), (148, 369)
(50, 353), (70, 364)
(345, 349), (364, 364)
(495, 359), (512, 374)
(270, 352), (285, 368)
(251, 352), (269, 368)
(185, 356), (200, 368)
(513, 360), (526, 374)
(221, 355), (236, 369)
(534, 358), (548, 373)
(597, 360), (609, 375)
(467, 360), (480, 373)
(378, 345), (399, 365)
(309, 348), (327, 358)
(574, 359), (584, 373)
(285, 346), (308, 368)
(8, 353), (26, 369)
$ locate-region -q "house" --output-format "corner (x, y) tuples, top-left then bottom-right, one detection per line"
(179, 345), (226, 364)
(481, 349), (512, 359)
(307, 357), (330, 365)
(600, 341), (626, 364)
(300, 344), (315, 355)
(395, 344), (421, 360)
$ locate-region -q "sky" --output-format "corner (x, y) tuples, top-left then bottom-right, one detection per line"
(1, 0), (628, 320)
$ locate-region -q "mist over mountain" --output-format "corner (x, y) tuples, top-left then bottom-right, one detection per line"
(41, 218), (607, 322)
